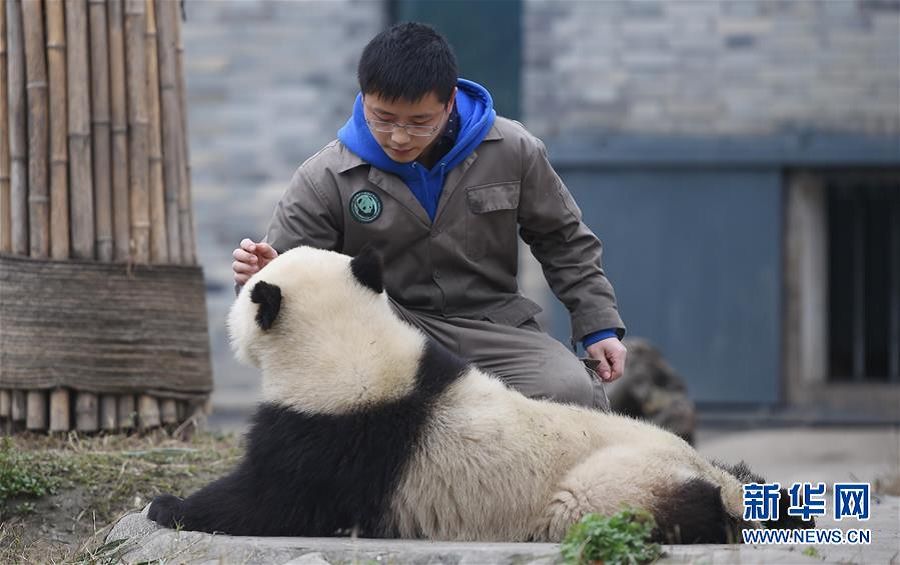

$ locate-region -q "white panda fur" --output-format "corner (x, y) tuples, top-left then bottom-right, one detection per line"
(148, 245), (812, 542)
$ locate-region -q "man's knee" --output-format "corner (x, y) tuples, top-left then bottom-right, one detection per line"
(537, 360), (596, 408)
(539, 356), (612, 411)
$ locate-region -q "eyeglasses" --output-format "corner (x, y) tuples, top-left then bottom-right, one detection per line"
(365, 118), (440, 137)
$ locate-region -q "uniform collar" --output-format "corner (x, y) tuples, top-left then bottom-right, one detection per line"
(337, 123), (503, 174)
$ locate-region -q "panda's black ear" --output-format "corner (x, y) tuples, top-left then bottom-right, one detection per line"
(250, 281), (282, 331)
(350, 245), (383, 294)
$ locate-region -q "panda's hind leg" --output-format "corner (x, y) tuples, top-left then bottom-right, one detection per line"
(539, 447), (662, 541)
(539, 447), (737, 544)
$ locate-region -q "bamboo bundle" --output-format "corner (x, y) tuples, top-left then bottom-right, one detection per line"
(0, 0), (206, 436)
(11, 390), (26, 426)
(145, 0), (167, 263)
(100, 395), (117, 430)
(49, 388), (70, 432)
(22, 0), (49, 259)
(0, 391), (10, 420)
(7, 0), (28, 256)
(66, 0), (94, 259)
(125, 0), (149, 263)
(118, 395), (136, 429)
(26, 391), (47, 430)
(160, 398), (177, 425)
(172, 3), (193, 264)
(46, 0), (69, 260)
(154, 0), (180, 263)
(107, 0), (130, 262)
(89, 0), (113, 261)
(137, 394), (159, 429)
(75, 392), (98, 432)
(0, 3), (11, 253)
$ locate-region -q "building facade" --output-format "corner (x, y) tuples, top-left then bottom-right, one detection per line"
(184, 0), (900, 415)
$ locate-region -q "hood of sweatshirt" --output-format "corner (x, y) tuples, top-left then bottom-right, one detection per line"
(337, 78), (496, 221)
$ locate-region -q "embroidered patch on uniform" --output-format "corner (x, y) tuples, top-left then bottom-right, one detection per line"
(349, 190), (382, 223)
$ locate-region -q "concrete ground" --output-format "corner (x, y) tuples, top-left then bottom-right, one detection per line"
(106, 425), (899, 564)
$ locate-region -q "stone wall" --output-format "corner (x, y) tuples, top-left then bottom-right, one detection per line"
(522, 0), (900, 138)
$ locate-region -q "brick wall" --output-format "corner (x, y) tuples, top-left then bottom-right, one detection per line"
(184, 0), (382, 281)
(181, 0), (384, 411)
(523, 0), (900, 138)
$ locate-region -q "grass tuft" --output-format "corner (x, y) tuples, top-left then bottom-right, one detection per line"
(0, 437), (60, 502)
(560, 509), (662, 565)
(0, 430), (242, 564)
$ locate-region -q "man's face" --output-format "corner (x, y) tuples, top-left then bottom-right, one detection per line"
(363, 90), (455, 163)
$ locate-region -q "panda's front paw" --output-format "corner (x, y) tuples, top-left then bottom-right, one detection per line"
(148, 493), (184, 528)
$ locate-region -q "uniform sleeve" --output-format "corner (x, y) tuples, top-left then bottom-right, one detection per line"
(265, 164), (343, 254)
(517, 135), (626, 342)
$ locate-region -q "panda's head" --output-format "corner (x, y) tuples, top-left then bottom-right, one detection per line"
(227, 245), (424, 412)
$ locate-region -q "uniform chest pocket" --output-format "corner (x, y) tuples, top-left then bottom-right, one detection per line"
(465, 182), (520, 261)
(466, 181), (521, 214)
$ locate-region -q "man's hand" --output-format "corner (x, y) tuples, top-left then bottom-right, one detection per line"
(585, 337), (627, 382)
(232, 239), (278, 286)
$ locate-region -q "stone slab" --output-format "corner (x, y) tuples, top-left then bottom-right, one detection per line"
(107, 497), (899, 564)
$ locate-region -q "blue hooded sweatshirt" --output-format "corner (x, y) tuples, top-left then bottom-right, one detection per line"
(338, 78), (496, 222)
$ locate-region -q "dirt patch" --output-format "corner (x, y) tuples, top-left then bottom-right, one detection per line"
(0, 430), (242, 564)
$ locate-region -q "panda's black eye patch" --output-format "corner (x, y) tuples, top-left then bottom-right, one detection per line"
(250, 281), (282, 331)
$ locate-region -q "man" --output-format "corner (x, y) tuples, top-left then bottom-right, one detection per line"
(232, 22), (626, 410)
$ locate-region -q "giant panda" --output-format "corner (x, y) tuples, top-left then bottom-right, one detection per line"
(148, 246), (812, 542)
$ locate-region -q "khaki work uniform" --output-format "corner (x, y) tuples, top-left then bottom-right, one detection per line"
(266, 117), (625, 409)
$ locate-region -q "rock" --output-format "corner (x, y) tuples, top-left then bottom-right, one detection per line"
(106, 504), (163, 543)
(103, 516), (562, 564)
(281, 552), (332, 565)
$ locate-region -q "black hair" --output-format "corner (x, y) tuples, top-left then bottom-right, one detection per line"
(358, 22), (458, 104)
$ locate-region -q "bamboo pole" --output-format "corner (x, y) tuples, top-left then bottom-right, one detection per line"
(22, 0), (49, 258)
(155, 0), (180, 263)
(0, 391), (10, 419)
(0, 3), (11, 253)
(145, 0), (166, 263)
(49, 388), (70, 432)
(173, 2), (193, 264)
(117, 394), (135, 429)
(160, 398), (177, 425)
(46, 0), (69, 260)
(11, 391), (25, 423)
(6, 0), (28, 256)
(125, 0), (149, 263)
(26, 391), (47, 430)
(107, 0), (129, 262)
(100, 395), (117, 430)
(89, 0), (113, 261)
(75, 392), (98, 432)
(137, 394), (159, 429)
(66, 0), (94, 259)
